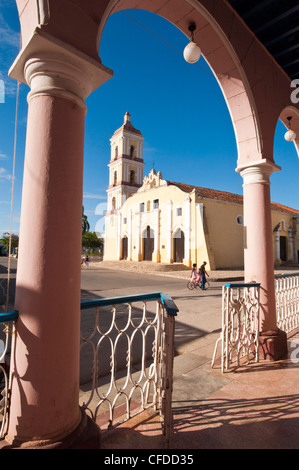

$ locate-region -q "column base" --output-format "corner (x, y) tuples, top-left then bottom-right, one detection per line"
(0, 408), (101, 449)
(259, 329), (288, 361)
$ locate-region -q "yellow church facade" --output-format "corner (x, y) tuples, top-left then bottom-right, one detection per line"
(104, 114), (299, 270)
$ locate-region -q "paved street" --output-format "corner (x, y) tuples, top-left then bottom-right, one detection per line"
(1, 257), (224, 359)
(80, 261), (224, 358)
(3, 257), (297, 361)
(0, 257), (17, 310)
(79, 261), (226, 421)
(0, 256), (224, 384)
(3, 256), (297, 360)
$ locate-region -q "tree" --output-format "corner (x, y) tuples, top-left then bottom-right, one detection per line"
(82, 206), (90, 234)
(82, 231), (103, 253)
(0, 232), (19, 255)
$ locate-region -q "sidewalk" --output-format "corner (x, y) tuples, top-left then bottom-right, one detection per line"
(89, 258), (298, 281)
(96, 261), (299, 449)
(101, 330), (299, 450)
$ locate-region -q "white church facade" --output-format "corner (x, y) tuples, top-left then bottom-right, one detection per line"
(104, 113), (299, 270)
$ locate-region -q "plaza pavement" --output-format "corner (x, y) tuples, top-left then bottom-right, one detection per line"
(84, 260), (299, 450)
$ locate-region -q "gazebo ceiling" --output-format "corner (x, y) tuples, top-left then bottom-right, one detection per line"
(227, 0), (299, 81)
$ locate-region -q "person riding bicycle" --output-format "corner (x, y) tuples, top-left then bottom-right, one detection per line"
(191, 263), (201, 285)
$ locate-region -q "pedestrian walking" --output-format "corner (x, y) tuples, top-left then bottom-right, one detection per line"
(200, 261), (209, 290)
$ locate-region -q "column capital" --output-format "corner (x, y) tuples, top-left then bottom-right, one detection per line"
(9, 28), (113, 110)
(236, 159), (281, 186)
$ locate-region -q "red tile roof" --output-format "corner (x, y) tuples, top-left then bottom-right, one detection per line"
(167, 181), (299, 216)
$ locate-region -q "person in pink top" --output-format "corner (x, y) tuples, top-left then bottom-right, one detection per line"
(191, 263), (201, 285)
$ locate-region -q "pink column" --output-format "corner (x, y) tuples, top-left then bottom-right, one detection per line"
(4, 33), (112, 447)
(238, 160), (288, 360)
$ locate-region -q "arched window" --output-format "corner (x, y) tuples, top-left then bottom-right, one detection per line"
(115, 146), (118, 158)
(112, 197), (116, 211)
(114, 171), (117, 185)
(130, 145), (135, 158)
(129, 170), (135, 185)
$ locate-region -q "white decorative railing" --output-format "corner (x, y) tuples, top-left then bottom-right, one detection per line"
(275, 272), (299, 334)
(212, 283), (260, 372)
(79, 292), (178, 447)
(0, 311), (18, 439)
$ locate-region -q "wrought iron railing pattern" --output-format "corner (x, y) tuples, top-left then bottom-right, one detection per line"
(212, 283), (260, 372)
(79, 292), (177, 446)
(275, 272), (299, 334)
(0, 310), (18, 439)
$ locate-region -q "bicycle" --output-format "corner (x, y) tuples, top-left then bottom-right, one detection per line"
(187, 279), (210, 290)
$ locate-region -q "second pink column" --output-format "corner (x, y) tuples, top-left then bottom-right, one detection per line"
(238, 160), (288, 360)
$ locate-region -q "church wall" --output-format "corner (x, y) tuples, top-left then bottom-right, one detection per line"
(196, 198), (244, 269)
(295, 222), (299, 264)
(104, 214), (119, 259)
(123, 185), (187, 263)
(104, 182), (299, 268)
(189, 195), (212, 270)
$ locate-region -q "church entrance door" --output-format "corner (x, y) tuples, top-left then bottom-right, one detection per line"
(143, 226), (154, 261)
(280, 236), (287, 262)
(122, 236), (128, 260)
(174, 229), (184, 263)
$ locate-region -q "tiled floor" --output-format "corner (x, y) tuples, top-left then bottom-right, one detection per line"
(102, 332), (299, 449)
(171, 361), (299, 448)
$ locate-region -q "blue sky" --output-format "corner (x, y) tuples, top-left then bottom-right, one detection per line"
(0, 3), (298, 237)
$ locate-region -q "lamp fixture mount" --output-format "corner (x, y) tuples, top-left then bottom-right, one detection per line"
(284, 116), (296, 142)
(183, 22), (201, 64)
(188, 22), (196, 37)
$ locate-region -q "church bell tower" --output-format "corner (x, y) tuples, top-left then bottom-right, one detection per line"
(107, 112), (145, 214)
